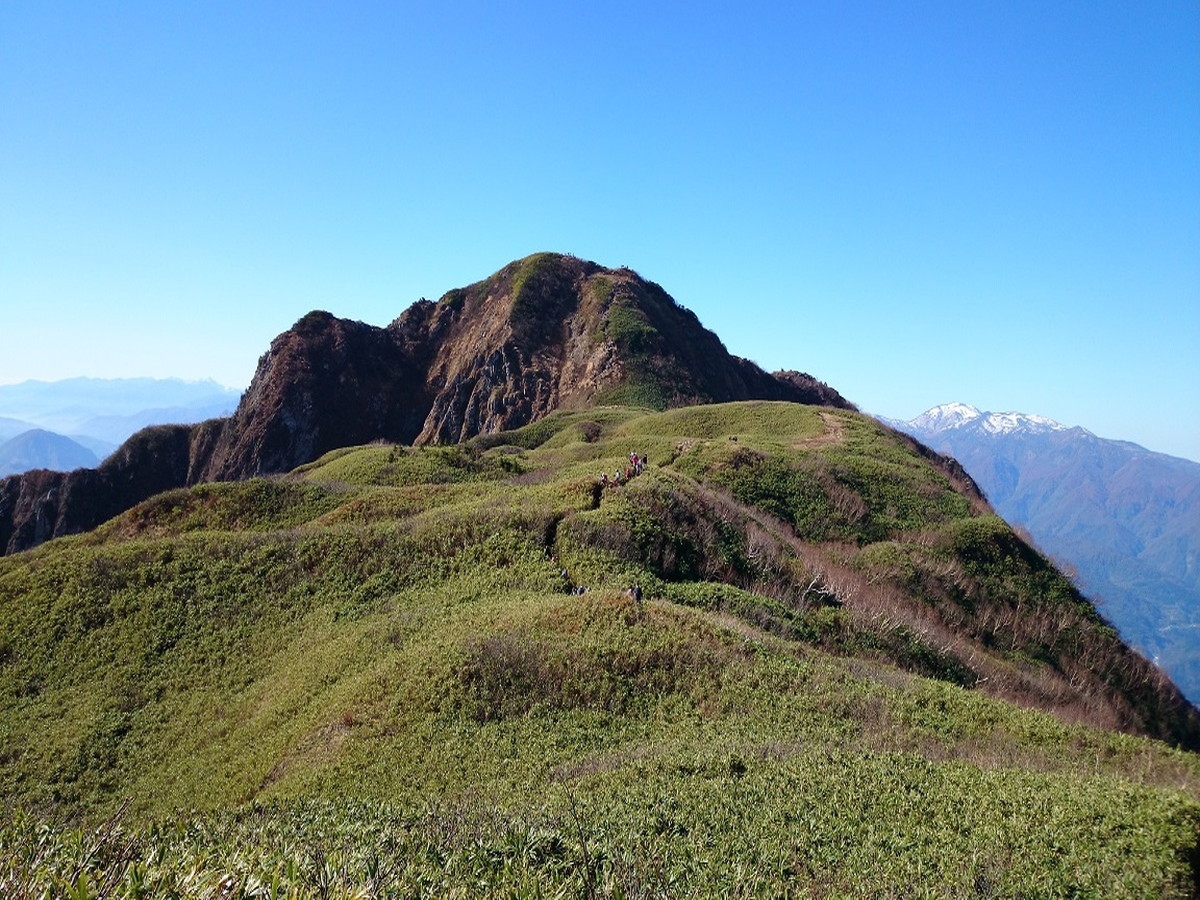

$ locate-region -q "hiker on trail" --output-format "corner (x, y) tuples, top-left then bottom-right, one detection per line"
(600, 472), (609, 487)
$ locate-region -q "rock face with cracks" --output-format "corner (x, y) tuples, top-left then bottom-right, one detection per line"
(0, 253), (852, 554)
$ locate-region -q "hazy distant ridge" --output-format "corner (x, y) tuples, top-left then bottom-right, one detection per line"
(0, 429), (99, 477)
(0, 377), (241, 474)
(0, 377), (241, 435)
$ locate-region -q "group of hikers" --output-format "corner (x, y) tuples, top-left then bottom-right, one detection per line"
(599, 451), (648, 488)
(542, 453), (653, 599)
(547, 552), (643, 604)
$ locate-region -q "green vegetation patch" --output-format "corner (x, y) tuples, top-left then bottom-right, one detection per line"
(5, 721), (1199, 897)
(97, 479), (348, 539)
(624, 401), (826, 443)
(297, 442), (519, 487)
(593, 380), (669, 411)
(508, 253), (577, 346)
(449, 594), (737, 723)
(601, 301), (660, 356)
(668, 413), (972, 544)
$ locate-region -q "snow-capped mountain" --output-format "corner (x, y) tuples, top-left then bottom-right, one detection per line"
(909, 402), (1073, 437)
(889, 403), (1200, 705)
(908, 401), (983, 432)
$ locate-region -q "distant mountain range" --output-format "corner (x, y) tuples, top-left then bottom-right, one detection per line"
(0, 377), (241, 474)
(888, 403), (1200, 704)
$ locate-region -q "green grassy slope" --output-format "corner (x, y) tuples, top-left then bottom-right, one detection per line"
(1, 402), (1197, 896)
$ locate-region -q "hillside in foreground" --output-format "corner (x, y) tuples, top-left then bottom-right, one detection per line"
(1, 402), (1197, 896)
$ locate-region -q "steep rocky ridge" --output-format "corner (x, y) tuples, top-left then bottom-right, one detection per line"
(400, 254), (846, 445)
(0, 253), (849, 554)
(195, 312), (430, 481)
(201, 253), (850, 479)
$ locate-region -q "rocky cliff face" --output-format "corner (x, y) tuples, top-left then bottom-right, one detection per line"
(0, 253), (851, 554)
(194, 312), (430, 481)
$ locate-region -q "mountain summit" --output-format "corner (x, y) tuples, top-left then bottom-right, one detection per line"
(201, 253), (850, 480)
(908, 402), (1073, 437)
(0, 254), (848, 553)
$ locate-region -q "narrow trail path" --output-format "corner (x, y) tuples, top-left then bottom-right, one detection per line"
(793, 411), (847, 450)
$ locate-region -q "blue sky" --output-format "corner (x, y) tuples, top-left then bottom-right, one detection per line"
(3, 1), (1198, 460)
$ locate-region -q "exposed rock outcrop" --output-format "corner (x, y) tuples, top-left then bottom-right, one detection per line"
(194, 312), (430, 481)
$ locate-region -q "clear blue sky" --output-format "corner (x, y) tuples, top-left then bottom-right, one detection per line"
(3, 1), (1198, 460)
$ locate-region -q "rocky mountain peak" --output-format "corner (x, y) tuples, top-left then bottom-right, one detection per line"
(203, 253), (851, 472)
(1, 253), (851, 553)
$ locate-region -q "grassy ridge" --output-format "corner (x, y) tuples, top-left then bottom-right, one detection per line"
(1, 402), (1197, 896)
